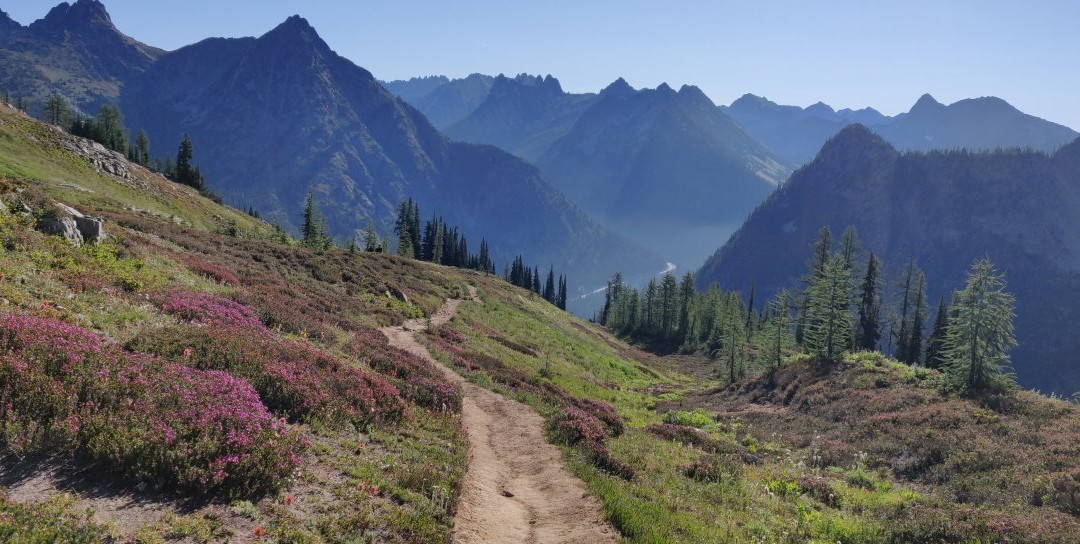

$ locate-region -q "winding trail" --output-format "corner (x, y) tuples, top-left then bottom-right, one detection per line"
(380, 286), (617, 544)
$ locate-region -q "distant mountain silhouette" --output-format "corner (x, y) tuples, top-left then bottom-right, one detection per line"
(0, 0), (162, 113)
(724, 93), (1077, 164)
(697, 125), (1080, 394)
(444, 74), (598, 161)
(397, 74), (793, 267)
(383, 73), (494, 128)
(114, 15), (659, 296)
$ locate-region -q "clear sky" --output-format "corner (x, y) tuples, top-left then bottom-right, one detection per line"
(5, 0), (1079, 130)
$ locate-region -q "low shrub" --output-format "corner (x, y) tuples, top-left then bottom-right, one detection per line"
(647, 423), (719, 451)
(0, 314), (303, 497)
(685, 454), (741, 483)
(157, 290), (269, 333)
(129, 324), (405, 428)
(549, 407), (608, 447)
(0, 491), (111, 543)
(662, 409), (714, 429)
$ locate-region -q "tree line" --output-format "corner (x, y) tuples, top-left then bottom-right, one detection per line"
(505, 256), (568, 310)
(601, 226), (1017, 395)
(40, 94), (217, 201)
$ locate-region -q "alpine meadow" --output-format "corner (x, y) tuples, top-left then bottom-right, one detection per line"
(2, 1), (1080, 543)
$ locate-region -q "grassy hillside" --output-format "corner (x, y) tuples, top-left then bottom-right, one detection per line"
(2, 103), (1080, 543)
(0, 104), (471, 542)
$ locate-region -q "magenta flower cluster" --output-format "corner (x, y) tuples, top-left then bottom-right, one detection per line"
(0, 314), (304, 497)
(131, 305), (407, 429)
(350, 329), (463, 413)
(158, 290), (270, 334)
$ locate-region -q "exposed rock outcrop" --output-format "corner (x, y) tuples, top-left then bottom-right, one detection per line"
(37, 202), (106, 246)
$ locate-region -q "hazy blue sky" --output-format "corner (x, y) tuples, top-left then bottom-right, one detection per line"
(5, 0), (1079, 129)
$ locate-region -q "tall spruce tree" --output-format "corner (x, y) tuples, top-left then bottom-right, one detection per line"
(855, 253), (883, 350)
(797, 226), (833, 345)
(943, 259), (1017, 394)
(301, 192), (331, 251)
(805, 254), (854, 364)
(44, 93), (68, 126)
(557, 275), (568, 310)
(134, 129), (150, 166)
(763, 289), (796, 382)
(543, 267), (556, 303)
(174, 133), (204, 190)
(924, 298), (949, 370)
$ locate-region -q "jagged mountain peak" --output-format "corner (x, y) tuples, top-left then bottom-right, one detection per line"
(655, 82), (676, 95)
(261, 14), (326, 46)
(0, 8), (21, 31)
(805, 101), (836, 117)
(730, 93), (773, 108)
(30, 0), (114, 34)
(599, 77), (635, 97)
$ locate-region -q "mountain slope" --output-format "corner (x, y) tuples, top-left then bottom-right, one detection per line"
(444, 74), (598, 161)
(697, 125), (1080, 393)
(384, 73), (494, 129)
(0, 0), (162, 114)
(120, 17), (660, 297)
(725, 93), (1079, 164)
(536, 82), (792, 266)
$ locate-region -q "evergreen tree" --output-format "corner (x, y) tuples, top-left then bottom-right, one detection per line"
(677, 273), (696, 341)
(394, 199), (418, 258)
(797, 226), (833, 345)
(134, 129), (150, 166)
(906, 272), (929, 364)
(532, 266), (541, 294)
(924, 298), (950, 370)
(894, 261), (919, 362)
(943, 259), (1017, 394)
(174, 133), (205, 190)
(805, 254), (854, 364)
(44, 93), (68, 126)
(543, 266), (556, 304)
(557, 275), (568, 310)
(363, 221), (379, 252)
(660, 274), (678, 339)
(763, 289), (796, 381)
(301, 191), (332, 251)
(855, 253), (883, 350)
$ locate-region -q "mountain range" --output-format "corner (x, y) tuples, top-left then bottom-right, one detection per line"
(0, 0), (161, 114)
(697, 124), (1080, 394)
(723, 93), (1079, 164)
(394, 73), (793, 268)
(382, 73), (494, 129)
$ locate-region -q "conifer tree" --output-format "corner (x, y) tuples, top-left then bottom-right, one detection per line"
(943, 259), (1017, 394)
(906, 272), (929, 364)
(532, 266), (541, 294)
(660, 274), (678, 339)
(135, 129), (150, 166)
(805, 254), (854, 364)
(677, 273), (696, 341)
(797, 227), (833, 345)
(44, 93), (68, 126)
(363, 221), (379, 252)
(557, 275), (568, 310)
(924, 298), (949, 370)
(544, 266), (556, 304)
(174, 133), (205, 190)
(855, 253), (883, 350)
(301, 191), (331, 251)
(763, 289), (796, 382)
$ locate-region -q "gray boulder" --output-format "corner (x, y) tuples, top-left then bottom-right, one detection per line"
(37, 203), (106, 246)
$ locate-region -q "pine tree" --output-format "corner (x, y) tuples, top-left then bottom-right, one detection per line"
(134, 129), (150, 166)
(363, 221), (379, 252)
(677, 273), (696, 341)
(924, 298), (949, 370)
(660, 274), (678, 339)
(301, 191), (331, 251)
(394, 199), (417, 258)
(44, 93), (68, 126)
(174, 133), (205, 190)
(543, 266), (556, 304)
(943, 259), (1017, 394)
(797, 227), (833, 345)
(805, 254), (854, 364)
(855, 253), (883, 350)
(532, 266), (541, 294)
(557, 275), (568, 310)
(894, 261), (919, 362)
(906, 272), (929, 365)
(763, 289), (796, 382)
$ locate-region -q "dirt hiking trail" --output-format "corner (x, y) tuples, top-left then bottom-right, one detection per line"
(380, 286), (617, 544)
